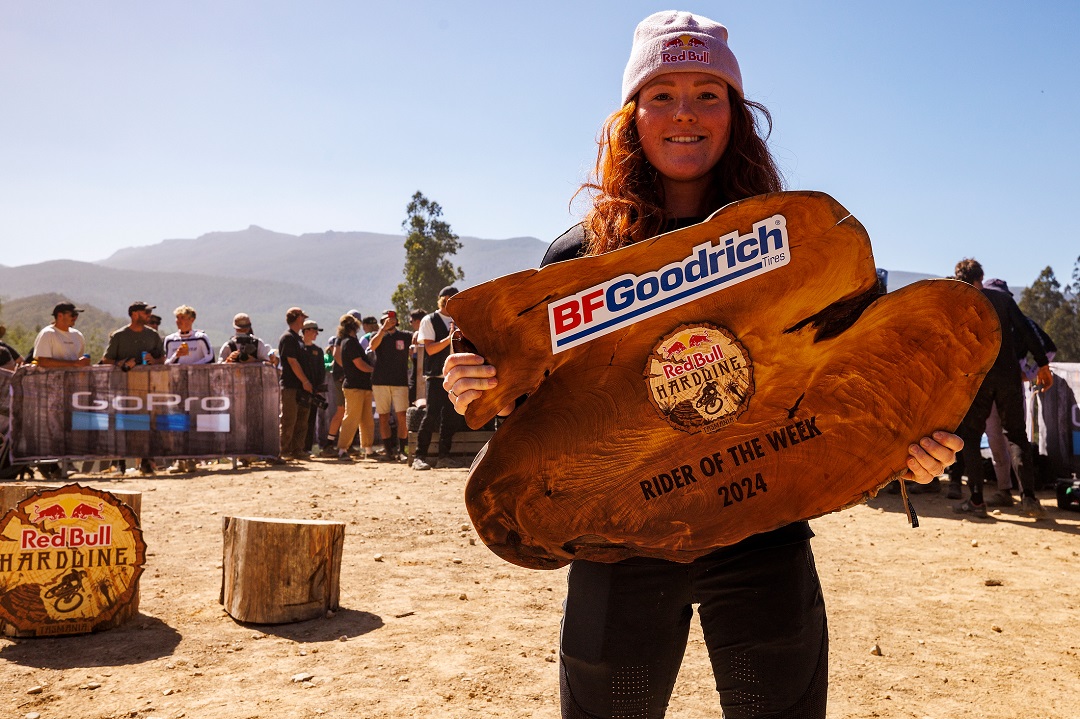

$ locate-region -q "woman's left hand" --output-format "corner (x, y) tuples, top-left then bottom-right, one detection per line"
(900, 431), (963, 483)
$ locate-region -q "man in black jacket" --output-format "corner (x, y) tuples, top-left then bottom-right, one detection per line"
(953, 259), (1052, 519)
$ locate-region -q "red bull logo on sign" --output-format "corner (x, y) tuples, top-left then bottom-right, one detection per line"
(32, 503), (68, 522)
(548, 214), (789, 353)
(660, 34), (710, 65)
(645, 325), (754, 434)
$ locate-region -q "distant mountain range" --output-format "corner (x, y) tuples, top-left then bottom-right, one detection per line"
(0, 224), (943, 352)
(1, 226), (550, 351)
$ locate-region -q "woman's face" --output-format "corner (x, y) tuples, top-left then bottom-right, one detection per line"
(635, 72), (732, 187)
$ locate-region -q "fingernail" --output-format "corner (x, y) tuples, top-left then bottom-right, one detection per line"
(909, 444), (919, 452)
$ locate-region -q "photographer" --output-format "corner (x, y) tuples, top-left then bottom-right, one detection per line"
(220, 313), (277, 364)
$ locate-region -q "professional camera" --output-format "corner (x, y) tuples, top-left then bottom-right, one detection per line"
(233, 334), (259, 362)
(297, 389), (329, 411)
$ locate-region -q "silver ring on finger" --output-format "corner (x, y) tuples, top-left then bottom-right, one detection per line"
(449, 388), (459, 399)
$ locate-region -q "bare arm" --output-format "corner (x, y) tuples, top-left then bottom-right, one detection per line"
(35, 356), (91, 369)
(423, 329), (455, 356)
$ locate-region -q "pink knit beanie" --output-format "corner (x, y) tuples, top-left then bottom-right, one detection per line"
(621, 10), (743, 105)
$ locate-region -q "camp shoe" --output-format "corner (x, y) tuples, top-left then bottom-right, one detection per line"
(1020, 496), (1046, 519)
(986, 490), (1015, 507)
(952, 499), (988, 518)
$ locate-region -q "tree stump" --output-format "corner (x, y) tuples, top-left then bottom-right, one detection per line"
(220, 517), (345, 624)
(447, 191), (1001, 569)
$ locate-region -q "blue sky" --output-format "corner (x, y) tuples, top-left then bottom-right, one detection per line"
(1, 1), (1077, 289)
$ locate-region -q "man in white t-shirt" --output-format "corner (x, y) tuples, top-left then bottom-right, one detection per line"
(163, 305), (215, 365)
(33, 302), (90, 368)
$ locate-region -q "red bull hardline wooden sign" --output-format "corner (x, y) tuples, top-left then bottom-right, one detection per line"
(0, 484), (146, 636)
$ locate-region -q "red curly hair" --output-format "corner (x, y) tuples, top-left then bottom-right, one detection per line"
(577, 86), (783, 256)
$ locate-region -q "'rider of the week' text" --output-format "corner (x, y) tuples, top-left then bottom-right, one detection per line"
(548, 214), (790, 353)
(640, 416), (824, 504)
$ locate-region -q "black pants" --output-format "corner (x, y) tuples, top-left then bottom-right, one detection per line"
(560, 540), (827, 719)
(416, 376), (458, 460)
(957, 371), (1036, 502)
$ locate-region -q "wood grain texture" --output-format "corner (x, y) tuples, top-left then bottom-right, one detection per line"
(447, 192), (1001, 569)
(0, 483), (145, 636)
(220, 516), (345, 624)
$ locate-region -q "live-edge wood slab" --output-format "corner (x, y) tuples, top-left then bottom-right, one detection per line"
(447, 192), (1000, 569)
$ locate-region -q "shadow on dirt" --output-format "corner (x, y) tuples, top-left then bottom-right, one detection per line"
(868, 482), (1080, 536)
(234, 608), (384, 643)
(0, 612), (181, 669)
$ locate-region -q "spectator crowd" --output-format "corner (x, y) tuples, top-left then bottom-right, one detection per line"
(7, 288), (471, 475)
(5, 256), (1062, 521)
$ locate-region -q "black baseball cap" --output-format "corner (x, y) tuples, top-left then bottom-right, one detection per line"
(438, 286), (459, 298)
(52, 302), (84, 317)
(128, 301), (156, 315)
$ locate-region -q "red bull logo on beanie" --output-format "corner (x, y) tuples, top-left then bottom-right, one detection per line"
(548, 214), (789, 353)
(660, 34), (710, 65)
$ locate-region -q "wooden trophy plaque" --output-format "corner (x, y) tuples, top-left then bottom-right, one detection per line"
(448, 191), (1000, 570)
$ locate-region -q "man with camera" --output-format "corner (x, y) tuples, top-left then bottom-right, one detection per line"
(369, 309), (413, 462)
(220, 313), (277, 364)
(279, 307), (315, 460)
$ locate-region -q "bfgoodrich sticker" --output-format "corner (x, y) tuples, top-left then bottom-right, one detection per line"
(645, 324), (754, 433)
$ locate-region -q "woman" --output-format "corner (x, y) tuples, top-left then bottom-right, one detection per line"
(334, 313), (375, 462)
(444, 12), (960, 719)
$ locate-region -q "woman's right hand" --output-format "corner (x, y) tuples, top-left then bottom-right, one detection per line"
(443, 352), (511, 416)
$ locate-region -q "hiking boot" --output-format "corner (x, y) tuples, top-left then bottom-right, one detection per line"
(986, 490), (1015, 507)
(953, 499), (988, 518)
(1020, 496), (1046, 519)
(946, 481), (963, 500)
(412, 458), (432, 471)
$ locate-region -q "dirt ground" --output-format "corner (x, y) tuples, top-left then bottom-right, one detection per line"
(2, 458), (1078, 719)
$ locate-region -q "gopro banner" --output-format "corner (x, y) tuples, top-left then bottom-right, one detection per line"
(9, 364), (281, 461)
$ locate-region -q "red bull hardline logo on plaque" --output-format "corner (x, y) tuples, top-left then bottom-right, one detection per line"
(0, 484), (146, 636)
(645, 324), (754, 434)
